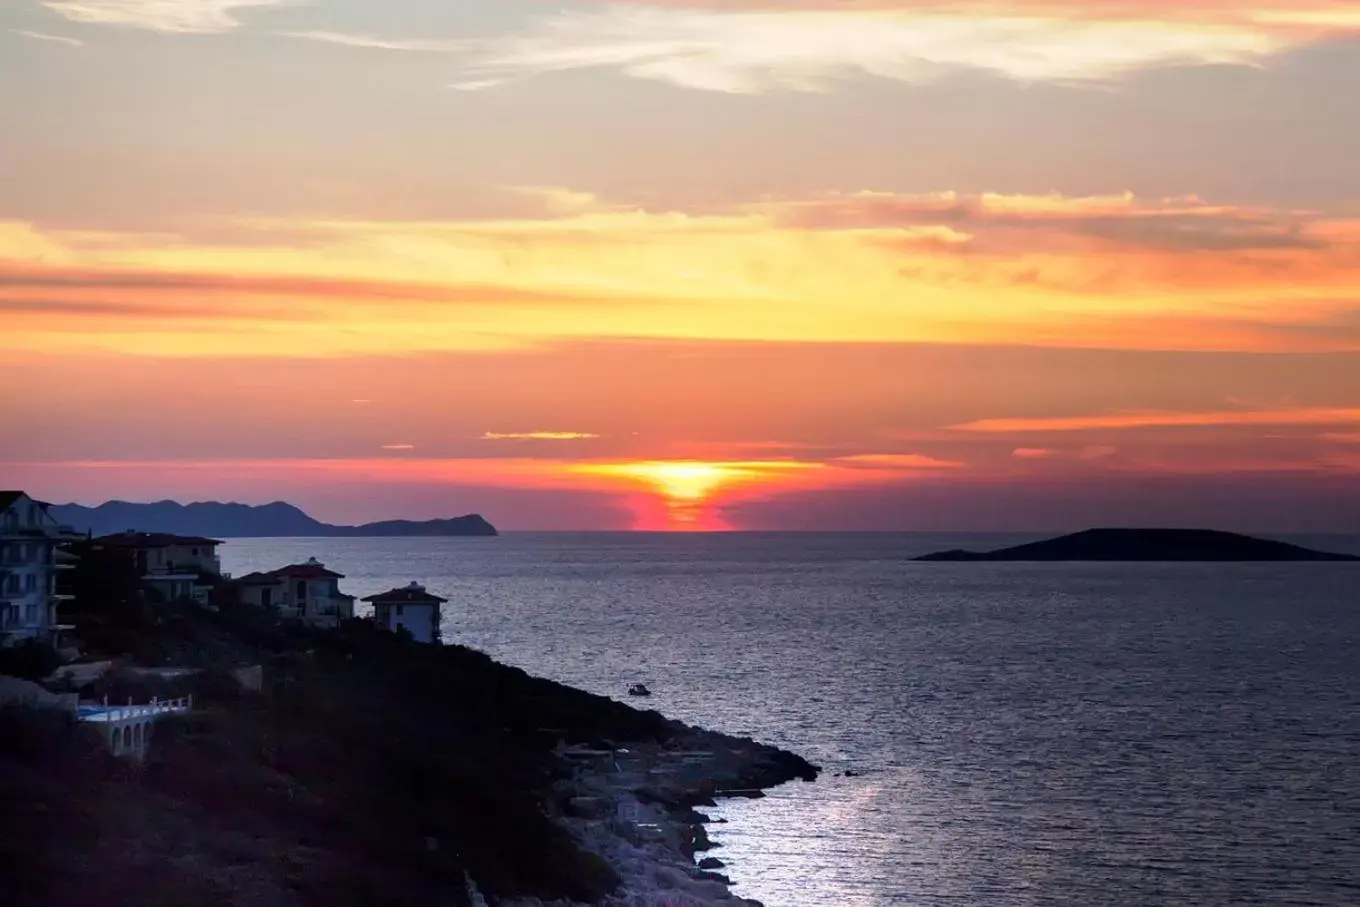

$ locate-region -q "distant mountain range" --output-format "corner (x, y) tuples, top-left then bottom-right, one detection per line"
(49, 500), (498, 539)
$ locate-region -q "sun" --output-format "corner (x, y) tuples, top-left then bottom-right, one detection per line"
(574, 460), (820, 530)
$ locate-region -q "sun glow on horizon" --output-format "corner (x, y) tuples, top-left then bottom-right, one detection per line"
(573, 460), (822, 529)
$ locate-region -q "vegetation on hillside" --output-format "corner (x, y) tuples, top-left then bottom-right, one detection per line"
(6, 542), (694, 906)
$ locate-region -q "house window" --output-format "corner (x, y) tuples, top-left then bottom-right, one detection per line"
(191, 547), (198, 556)
(24, 604), (37, 625)
(4, 574), (17, 595)
(296, 580), (307, 600)
(25, 573), (37, 593)
(395, 604), (404, 617)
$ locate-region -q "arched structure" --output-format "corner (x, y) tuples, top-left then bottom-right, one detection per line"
(78, 696), (193, 760)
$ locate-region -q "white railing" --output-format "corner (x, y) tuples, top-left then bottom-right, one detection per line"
(83, 695), (193, 723)
(79, 695), (195, 759)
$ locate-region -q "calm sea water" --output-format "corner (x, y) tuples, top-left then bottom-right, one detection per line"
(222, 533), (1360, 907)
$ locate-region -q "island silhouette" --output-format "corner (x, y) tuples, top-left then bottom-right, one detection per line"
(916, 528), (1359, 562)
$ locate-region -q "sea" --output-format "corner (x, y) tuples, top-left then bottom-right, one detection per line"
(221, 532), (1360, 907)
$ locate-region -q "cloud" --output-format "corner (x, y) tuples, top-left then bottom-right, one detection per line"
(380, 444), (416, 451)
(447, 4), (1345, 94)
(3, 188), (1358, 359)
(1012, 445), (1117, 459)
(0, 297), (281, 320)
(591, 0), (1360, 21)
(953, 407), (1360, 433)
(764, 191), (1324, 252)
(481, 432), (602, 441)
(277, 30), (466, 52)
(10, 29), (84, 46)
(832, 453), (963, 470)
(504, 186), (614, 217)
(42, 0), (303, 34)
(0, 263), (603, 306)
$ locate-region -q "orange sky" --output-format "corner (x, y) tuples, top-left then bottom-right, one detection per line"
(3, 0), (1360, 530)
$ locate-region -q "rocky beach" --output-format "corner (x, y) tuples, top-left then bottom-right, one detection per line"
(531, 732), (818, 907)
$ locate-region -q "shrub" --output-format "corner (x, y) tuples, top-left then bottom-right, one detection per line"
(0, 639), (62, 681)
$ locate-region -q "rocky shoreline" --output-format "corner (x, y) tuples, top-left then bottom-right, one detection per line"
(503, 728), (818, 906)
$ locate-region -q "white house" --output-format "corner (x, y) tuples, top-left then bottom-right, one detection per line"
(362, 582), (447, 644)
(95, 531), (225, 606)
(236, 558), (356, 628)
(0, 491), (79, 646)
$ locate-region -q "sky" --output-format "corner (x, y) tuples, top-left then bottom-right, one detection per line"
(2, 0), (1360, 531)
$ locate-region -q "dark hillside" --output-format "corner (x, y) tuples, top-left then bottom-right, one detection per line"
(11, 552), (814, 906)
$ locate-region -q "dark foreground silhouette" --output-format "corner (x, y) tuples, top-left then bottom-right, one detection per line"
(916, 528), (1360, 562)
(1, 548), (814, 907)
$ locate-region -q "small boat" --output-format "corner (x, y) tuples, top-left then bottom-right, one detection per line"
(628, 683), (652, 697)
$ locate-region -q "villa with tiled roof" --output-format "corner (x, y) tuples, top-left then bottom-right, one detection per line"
(94, 530), (226, 606)
(362, 582), (447, 644)
(236, 558), (355, 628)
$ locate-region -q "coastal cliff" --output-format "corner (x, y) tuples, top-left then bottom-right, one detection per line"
(2, 593), (815, 907)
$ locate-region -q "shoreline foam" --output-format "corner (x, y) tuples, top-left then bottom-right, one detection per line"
(502, 730), (817, 906)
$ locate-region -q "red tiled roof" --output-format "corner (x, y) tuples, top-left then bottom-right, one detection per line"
(235, 561), (344, 583)
(97, 531), (224, 548)
(273, 563), (345, 580)
(361, 583), (447, 605)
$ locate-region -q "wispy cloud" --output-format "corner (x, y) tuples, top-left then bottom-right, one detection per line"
(277, 30), (466, 52)
(832, 453), (963, 470)
(1012, 445), (1118, 459)
(448, 4), (1325, 94)
(42, 0), (304, 34)
(3, 188), (1358, 359)
(380, 443), (416, 451)
(482, 431), (602, 441)
(10, 28), (84, 46)
(764, 191), (1323, 253)
(953, 407), (1360, 433)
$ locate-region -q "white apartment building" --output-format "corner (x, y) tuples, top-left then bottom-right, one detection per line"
(0, 491), (78, 646)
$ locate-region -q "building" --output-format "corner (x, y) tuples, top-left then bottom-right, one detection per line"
(236, 558), (356, 627)
(0, 491), (79, 646)
(362, 582), (447, 644)
(95, 531), (225, 606)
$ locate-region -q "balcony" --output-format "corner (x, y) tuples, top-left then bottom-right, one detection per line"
(145, 558), (223, 579)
